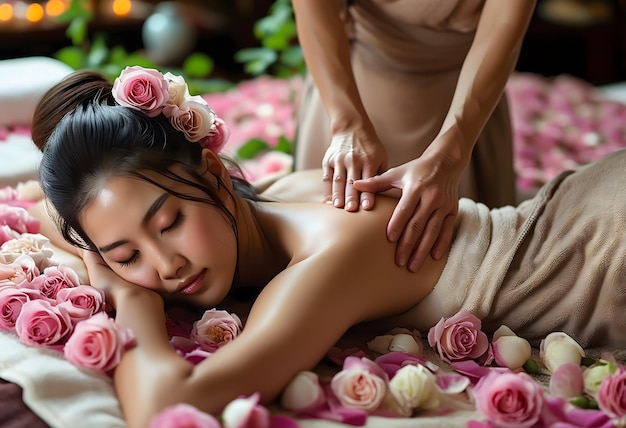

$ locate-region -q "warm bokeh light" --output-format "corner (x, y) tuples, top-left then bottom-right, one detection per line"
(45, 0), (68, 17)
(0, 3), (13, 22)
(112, 0), (131, 16)
(25, 2), (45, 22)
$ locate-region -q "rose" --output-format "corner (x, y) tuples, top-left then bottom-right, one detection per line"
(12, 254), (40, 283)
(473, 370), (544, 428)
(330, 356), (388, 411)
(199, 116), (230, 153)
(0, 286), (44, 331)
(25, 264), (80, 299)
(427, 309), (489, 364)
(56, 285), (106, 323)
(374, 351), (438, 379)
(281, 371), (326, 411)
(549, 362), (584, 399)
(491, 325), (532, 370)
(387, 364), (439, 415)
(112, 66), (169, 117)
(163, 72), (190, 106)
(367, 327), (423, 356)
(1, 233), (54, 270)
(222, 392), (270, 428)
(583, 360), (617, 398)
(164, 96), (215, 142)
(63, 312), (136, 373)
(596, 366), (626, 423)
(539, 332), (585, 373)
(0, 260), (28, 288)
(190, 309), (242, 353)
(150, 403), (221, 428)
(15, 299), (72, 347)
(0, 204), (40, 234)
(0, 225), (19, 246)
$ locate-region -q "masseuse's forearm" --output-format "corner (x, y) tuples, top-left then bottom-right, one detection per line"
(434, 0), (536, 163)
(291, 0), (372, 134)
(112, 289), (194, 428)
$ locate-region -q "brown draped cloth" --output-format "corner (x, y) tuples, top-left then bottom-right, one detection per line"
(295, 0), (516, 207)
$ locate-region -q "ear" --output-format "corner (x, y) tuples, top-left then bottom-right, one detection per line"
(200, 148), (233, 187)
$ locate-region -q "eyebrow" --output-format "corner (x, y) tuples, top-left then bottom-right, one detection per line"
(98, 193), (170, 253)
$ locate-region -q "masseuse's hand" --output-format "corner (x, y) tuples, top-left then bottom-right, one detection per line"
(353, 151), (460, 272)
(322, 132), (387, 212)
(81, 251), (160, 309)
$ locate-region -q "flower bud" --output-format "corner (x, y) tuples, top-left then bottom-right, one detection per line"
(280, 371), (325, 411)
(539, 332), (585, 373)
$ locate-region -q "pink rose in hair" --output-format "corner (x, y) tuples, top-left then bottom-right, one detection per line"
(0, 204), (40, 234)
(427, 309), (489, 364)
(112, 66), (170, 117)
(150, 403), (221, 428)
(597, 366), (626, 423)
(56, 285), (105, 324)
(199, 116), (230, 153)
(25, 264), (80, 299)
(64, 312), (136, 373)
(473, 370), (544, 428)
(15, 299), (72, 347)
(330, 356), (389, 411)
(191, 308), (242, 352)
(164, 96), (216, 142)
(0, 286), (44, 331)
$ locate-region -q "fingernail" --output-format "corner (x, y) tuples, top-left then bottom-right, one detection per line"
(333, 198), (341, 207)
(397, 255), (407, 267)
(388, 232), (398, 242)
(325, 200), (333, 205)
(361, 199), (370, 209)
(346, 201), (355, 210)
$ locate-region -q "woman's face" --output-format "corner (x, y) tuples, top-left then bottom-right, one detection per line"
(80, 174), (238, 307)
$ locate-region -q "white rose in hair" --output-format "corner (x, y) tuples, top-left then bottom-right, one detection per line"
(164, 96), (216, 142)
(163, 72), (190, 106)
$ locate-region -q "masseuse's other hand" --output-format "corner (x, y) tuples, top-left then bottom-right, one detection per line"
(353, 153), (459, 272)
(322, 132), (387, 212)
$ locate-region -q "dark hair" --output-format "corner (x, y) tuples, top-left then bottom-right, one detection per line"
(37, 73), (259, 252)
(32, 70), (114, 151)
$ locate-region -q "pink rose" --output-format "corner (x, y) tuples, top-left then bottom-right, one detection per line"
(330, 356), (388, 411)
(473, 370), (544, 428)
(63, 312), (136, 373)
(0, 204), (40, 234)
(112, 66), (169, 117)
(0, 286), (44, 331)
(190, 309), (242, 353)
(15, 299), (72, 347)
(199, 116), (230, 153)
(164, 96), (215, 142)
(150, 403), (220, 428)
(427, 309), (489, 364)
(12, 254), (40, 283)
(597, 366), (626, 423)
(221, 392), (270, 428)
(56, 285), (105, 324)
(26, 264), (80, 299)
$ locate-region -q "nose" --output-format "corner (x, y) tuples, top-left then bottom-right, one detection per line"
(155, 250), (187, 281)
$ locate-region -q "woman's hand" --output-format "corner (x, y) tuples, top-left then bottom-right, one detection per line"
(322, 131), (388, 212)
(353, 148), (461, 273)
(81, 251), (161, 308)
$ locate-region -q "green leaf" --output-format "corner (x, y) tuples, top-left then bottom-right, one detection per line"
(182, 53), (214, 79)
(280, 45), (304, 68)
(86, 33), (109, 68)
(187, 78), (234, 95)
(65, 16), (88, 46)
(54, 46), (85, 70)
(237, 138), (270, 160)
(274, 135), (293, 154)
(234, 47), (277, 64)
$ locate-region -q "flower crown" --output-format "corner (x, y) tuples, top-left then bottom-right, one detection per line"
(111, 66), (229, 153)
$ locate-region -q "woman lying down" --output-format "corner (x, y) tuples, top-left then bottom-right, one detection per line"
(33, 68), (625, 427)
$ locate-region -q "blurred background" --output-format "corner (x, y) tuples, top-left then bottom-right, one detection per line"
(0, 0), (624, 85)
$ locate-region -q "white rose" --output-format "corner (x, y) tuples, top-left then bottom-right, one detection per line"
(163, 72), (190, 106)
(388, 364), (439, 415)
(539, 332), (585, 373)
(281, 371), (326, 411)
(491, 325), (532, 370)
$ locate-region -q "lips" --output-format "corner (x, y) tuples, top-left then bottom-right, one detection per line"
(176, 269), (207, 295)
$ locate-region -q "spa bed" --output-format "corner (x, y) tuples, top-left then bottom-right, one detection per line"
(1, 57), (625, 427)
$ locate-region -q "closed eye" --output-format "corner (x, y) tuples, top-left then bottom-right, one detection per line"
(119, 251), (139, 267)
(162, 212), (184, 234)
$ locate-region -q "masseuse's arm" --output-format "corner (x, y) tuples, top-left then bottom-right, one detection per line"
(354, 0), (536, 271)
(291, 0), (387, 210)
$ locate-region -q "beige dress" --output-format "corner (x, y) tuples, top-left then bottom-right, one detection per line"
(295, 0), (516, 207)
(394, 149), (626, 348)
